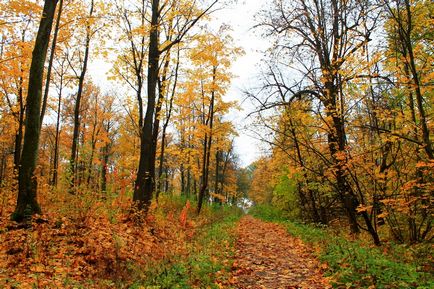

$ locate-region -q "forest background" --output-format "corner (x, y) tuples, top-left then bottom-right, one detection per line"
(0, 0), (432, 288)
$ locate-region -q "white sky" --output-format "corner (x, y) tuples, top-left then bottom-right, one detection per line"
(211, 0), (269, 167)
(89, 0), (268, 167)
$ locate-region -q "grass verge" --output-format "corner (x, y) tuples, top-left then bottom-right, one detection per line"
(250, 204), (433, 289)
(131, 205), (242, 289)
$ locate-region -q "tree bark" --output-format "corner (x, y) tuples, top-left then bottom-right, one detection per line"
(50, 81), (62, 187)
(197, 66), (217, 214)
(157, 48), (179, 197)
(13, 0), (59, 221)
(40, 0), (63, 126)
(214, 150), (221, 203)
(134, 0), (160, 211)
(100, 138), (111, 193)
(13, 80), (24, 172)
(69, 0), (94, 192)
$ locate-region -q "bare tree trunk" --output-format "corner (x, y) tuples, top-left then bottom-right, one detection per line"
(13, 0), (59, 221)
(40, 0), (63, 126)
(69, 0), (94, 192)
(51, 82), (62, 187)
(157, 47), (179, 196)
(197, 66), (217, 214)
(134, 0), (160, 211)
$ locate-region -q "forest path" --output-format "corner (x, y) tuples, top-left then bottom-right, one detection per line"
(229, 215), (330, 289)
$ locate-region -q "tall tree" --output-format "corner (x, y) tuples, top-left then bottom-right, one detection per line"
(133, 0), (218, 211)
(12, 0), (59, 221)
(112, 0), (149, 132)
(254, 0), (382, 244)
(40, 0), (64, 126)
(68, 0), (97, 191)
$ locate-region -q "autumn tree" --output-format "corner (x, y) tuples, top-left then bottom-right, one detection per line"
(12, 0), (59, 221)
(111, 0), (150, 132)
(248, 0), (433, 245)
(171, 28), (242, 213)
(133, 0), (218, 211)
(376, 0), (433, 242)
(67, 0), (106, 192)
(0, 1), (42, 176)
(253, 0), (383, 244)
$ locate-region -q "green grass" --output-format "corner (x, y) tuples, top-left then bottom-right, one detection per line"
(131, 206), (242, 289)
(250, 204), (434, 289)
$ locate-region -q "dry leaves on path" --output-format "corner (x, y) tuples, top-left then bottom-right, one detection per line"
(230, 216), (330, 289)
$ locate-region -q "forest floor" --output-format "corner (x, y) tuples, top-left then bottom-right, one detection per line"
(230, 215), (330, 289)
(1, 195), (432, 288)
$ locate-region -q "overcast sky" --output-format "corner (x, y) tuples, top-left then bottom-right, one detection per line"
(212, 0), (269, 167)
(89, 0), (268, 167)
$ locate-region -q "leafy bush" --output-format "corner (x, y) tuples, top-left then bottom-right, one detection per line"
(249, 204), (287, 222)
(271, 170), (300, 219)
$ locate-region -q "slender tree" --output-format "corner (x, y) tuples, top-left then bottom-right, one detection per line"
(40, 0), (64, 126)
(69, 0), (95, 192)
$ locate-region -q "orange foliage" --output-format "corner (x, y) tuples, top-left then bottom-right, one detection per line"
(179, 200), (190, 228)
(0, 193), (196, 288)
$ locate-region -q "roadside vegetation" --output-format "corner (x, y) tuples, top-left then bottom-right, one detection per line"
(250, 205), (434, 289)
(0, 191), (241, 288)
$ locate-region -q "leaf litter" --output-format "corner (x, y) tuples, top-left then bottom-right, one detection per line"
(230, 216), (330, 289)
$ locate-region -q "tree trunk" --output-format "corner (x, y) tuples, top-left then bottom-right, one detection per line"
(197, 66), (217, 214)
(100, 142), (110, 193)
(153, 51), (170, 200)
(214, 150), (220, 203)
(0, 153), (6, 186)
(13, 0), (59, 221)
(13, 40), (26, 173)
(186, 168), (191, 198)
(86, 94), (99, 187)
(51, 83), (62, 187)
(69, 0), (94, 192)
(13, 100), (24, 172)
(164, 167), (170, 193)
(323, 81), (361, 235)
(134, 0), (160, 211)
(40, 0), (63, 126)
(330, 112), (360, 234)
(157, 48), (179, 196)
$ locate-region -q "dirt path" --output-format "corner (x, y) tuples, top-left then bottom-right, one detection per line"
(230, 216), (330, 289)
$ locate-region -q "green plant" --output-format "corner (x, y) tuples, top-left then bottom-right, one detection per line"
(136, 207), (241, 288)
(250, 206), (434, 288)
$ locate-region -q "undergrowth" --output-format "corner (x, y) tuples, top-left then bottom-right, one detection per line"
(132, 205), (242, 289)
(0, 188), (242, 289)
(250, 204), (434, 289)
